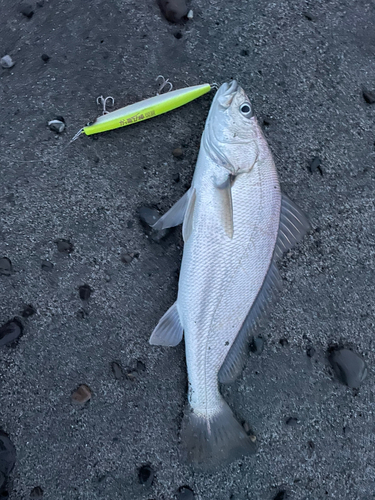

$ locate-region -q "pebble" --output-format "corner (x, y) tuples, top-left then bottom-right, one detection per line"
(21, 304), (36, 318)
(41, 54), (50, 62)
(240, 49), (249, 56)
(328, 347), (367, 389)
(76, 308), (89, 320)
(363, 90), (375, 104)
(71, 384), (92, 404)
(20, 4), (34, 18)
(172, 147), (183, 158)
(178, 486), (194, 500)
(286, 417), (298, 426)
(121, 253), (134, 264)
(0, 319), (23, 347)
(0, 258), (12, 276)
(138, 207), (169, 241)
(136, 360), (146, 372)
(138, 464), (154, 487)
(41, 260), (53, 271)
(306, 345), (315, 358)
(48, 119), (65, 133)
(0, 56), (15, 69)
(274, 491), (288, 500)
(79, 284), (92, 301)
(111, 362), (124, 380)
(0, 431), (16, 477)
(157, 0), (188, 23)
(187, 9), (193, 20)
(249, 335), (264, 354)
(279, 338), (289, 347)
(30, 486), (43, 498)
(309, 156), (323, 175)
(55, 239), (73, 253)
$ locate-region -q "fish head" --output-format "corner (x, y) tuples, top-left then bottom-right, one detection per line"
(203, 81), (261, 175)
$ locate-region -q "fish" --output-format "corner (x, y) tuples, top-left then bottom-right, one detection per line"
(149, 80), (310, 469)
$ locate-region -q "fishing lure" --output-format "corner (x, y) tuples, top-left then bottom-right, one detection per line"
(71, 79), (213, 141)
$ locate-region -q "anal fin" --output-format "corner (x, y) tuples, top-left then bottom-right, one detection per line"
(149, 302), (183, 347)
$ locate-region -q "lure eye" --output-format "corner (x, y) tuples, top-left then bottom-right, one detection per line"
(240, 102), (252, 117)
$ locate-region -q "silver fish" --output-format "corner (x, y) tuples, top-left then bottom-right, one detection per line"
(149, 81), (309, 469)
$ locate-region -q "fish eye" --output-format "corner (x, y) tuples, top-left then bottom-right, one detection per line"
(240, 102), (252, 117)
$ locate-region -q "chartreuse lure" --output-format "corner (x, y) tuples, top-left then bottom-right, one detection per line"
(73, 83), (213, 140)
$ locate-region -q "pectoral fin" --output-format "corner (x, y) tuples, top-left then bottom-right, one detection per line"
(182, 188), (196, 242)
(149, 302), (183, 347)
(152, 189), (191, 231)
(216, 174), (235, 239)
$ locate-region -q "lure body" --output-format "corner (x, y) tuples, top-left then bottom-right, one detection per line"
(83, 83), (212, 136)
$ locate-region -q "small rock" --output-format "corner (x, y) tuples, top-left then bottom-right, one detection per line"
(0, 258), (12, 276)
(0, 471), (5, 491)
(306, 345), (315, 358)
(76, 308), (88, 320)
(286, 417), (298, 426)
(174, 31), (183, 39)
(279, 338), (289, 347)
(173, 172), (180, 183)
(78, 284), (92, 301)
(20, 4), (34, 18)
(121, 253), (134, 264)
(126, 220), (134, 228)
(48, 119), (65, 133)
(157, 0), (188, 23)
(178, 485), (194, 500)
(71, 384), (92, 405)
(136, 360), (146, 372)
(363, 90), (375, 104)
(0, 431), (16, 477)
(309, 156), (323, 175)
(41, 260), (53, 271)
(328, 347), (367, 389)
(111, 362), (124, 380)
(172, 147), (183, 158)
(0, 56), (15, 69)
(240, 49), (249, 56)
(124, 368), (137, 381)
(262, 117), (272, 128)
(274, 491), (288, 500)
(0, 319), (23, 347)
(187, 9), (193, 19)
(21, 304), (36, 318)
(249, 335), (264, 354)
(302, 11), (314, 21)
(138, 207), (169, 241)
(139, 207), (160, 227)
(41, 54), (50, 62)
(30, 486), (43, 498)
(138, 464), (154, 487)
(55, 239), (73, 253)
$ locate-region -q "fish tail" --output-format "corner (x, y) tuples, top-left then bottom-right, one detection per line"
(179, 398), (256, 470)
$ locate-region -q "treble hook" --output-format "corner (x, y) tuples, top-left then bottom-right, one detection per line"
(156, 75), (173, 95)
(96, 95), (115, 115)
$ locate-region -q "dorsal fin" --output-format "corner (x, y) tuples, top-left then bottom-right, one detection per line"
(218, 194), (310, 384)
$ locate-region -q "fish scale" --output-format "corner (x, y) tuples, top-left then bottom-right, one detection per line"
(179, 151), (281, 412)
(149, 81), (309, 469)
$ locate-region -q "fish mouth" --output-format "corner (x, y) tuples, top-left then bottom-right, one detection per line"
(215, 80), (238, 108)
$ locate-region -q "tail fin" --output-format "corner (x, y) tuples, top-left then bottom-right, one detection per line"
(179, 398), (256, 470)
